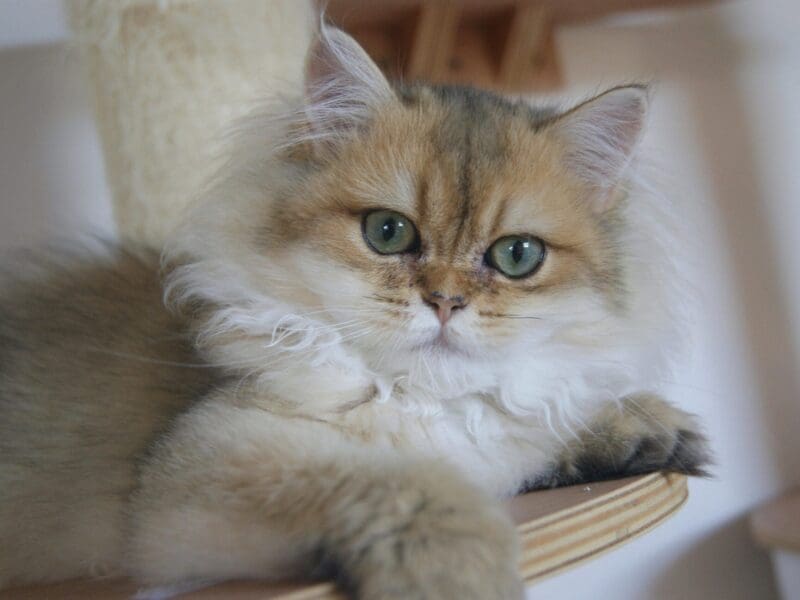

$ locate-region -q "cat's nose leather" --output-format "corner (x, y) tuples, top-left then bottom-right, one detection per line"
(423, 292), (466, 325)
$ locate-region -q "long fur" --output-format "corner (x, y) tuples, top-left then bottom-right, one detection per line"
(0, 24), (707, 597)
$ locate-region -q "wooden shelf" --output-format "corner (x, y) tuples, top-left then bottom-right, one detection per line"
(325, 0), (717, 91)
(2, 472), (687, 599)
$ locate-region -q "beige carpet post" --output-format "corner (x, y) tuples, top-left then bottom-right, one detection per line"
(68, 0), (314, 247)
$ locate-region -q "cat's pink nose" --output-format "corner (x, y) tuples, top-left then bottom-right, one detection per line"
(423, 292), (466, 325)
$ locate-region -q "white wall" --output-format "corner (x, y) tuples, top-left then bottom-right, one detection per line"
(0, 1), (797, 599)
(0, 42), (114, 249)
(534, 1), (800, 598)
(0, 0), (67, 49)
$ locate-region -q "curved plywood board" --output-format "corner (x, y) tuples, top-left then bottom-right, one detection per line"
(3, 473), (687, 599)
(513, 472), (687, 581)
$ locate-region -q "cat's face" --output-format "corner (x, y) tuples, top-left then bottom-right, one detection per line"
(170, 27), (648, 376)
(260, 83), (640, 365)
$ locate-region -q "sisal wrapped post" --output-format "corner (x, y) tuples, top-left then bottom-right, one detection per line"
(68, 0), (314, 247)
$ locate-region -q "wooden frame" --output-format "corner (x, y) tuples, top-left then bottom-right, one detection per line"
(325, 0), (717, 91)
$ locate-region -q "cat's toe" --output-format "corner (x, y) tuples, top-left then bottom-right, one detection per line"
(622, 434), (671, 474)
(663, 428), (712, 476)
(621, 426), (711, 476)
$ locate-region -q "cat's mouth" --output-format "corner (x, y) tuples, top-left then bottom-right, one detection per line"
(414, 329), (470, 355)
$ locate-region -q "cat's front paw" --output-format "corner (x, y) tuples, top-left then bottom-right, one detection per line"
(340, 490), (524, 600)
(543, 393), (711, 488)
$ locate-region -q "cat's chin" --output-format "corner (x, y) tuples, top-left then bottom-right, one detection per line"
(411, 330), (475, 357)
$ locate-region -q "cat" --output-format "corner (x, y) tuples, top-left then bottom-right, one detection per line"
(0, 25), (709, 599)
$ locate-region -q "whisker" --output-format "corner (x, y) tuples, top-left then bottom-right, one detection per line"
(83, 347), (220, 369)
(371, 314), (413, 370)
(480, 313), (543, 320)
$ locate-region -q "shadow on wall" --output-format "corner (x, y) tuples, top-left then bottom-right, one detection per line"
(0, 44), (113, 250)
(652, 515), (777, 599)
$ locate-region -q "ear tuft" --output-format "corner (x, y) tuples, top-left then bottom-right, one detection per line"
(551, 85), (649, 199)
(303, 24), (395, 148)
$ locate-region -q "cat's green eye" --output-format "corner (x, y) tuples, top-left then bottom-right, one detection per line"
(486, 235), (545, 279)
(362, 210), (419, 255)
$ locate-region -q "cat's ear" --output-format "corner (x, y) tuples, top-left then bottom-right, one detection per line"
(303, 24), (395, 150)
(549, 85), (649, 208)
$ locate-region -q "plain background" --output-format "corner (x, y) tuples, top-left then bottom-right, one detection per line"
(0, 1), (798, 598)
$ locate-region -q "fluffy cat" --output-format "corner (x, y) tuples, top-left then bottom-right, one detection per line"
(0, 26), (709, 598)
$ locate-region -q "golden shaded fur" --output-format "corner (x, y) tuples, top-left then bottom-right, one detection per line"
(0, 248), (215, 585)
(0, 27), (709, 598)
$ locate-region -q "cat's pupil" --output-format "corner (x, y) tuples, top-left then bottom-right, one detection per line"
(382, 219), (396, 242)
(511, 240), (526, 263)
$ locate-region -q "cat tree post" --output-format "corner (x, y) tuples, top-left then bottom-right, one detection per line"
(68, 0), (314, 247)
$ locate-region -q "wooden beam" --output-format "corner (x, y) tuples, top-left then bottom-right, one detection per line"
(325, 0), (719, 92)
(406, 1), (461, 82)
(499, 3), (558, 90)
(326, 0), (719, 28)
